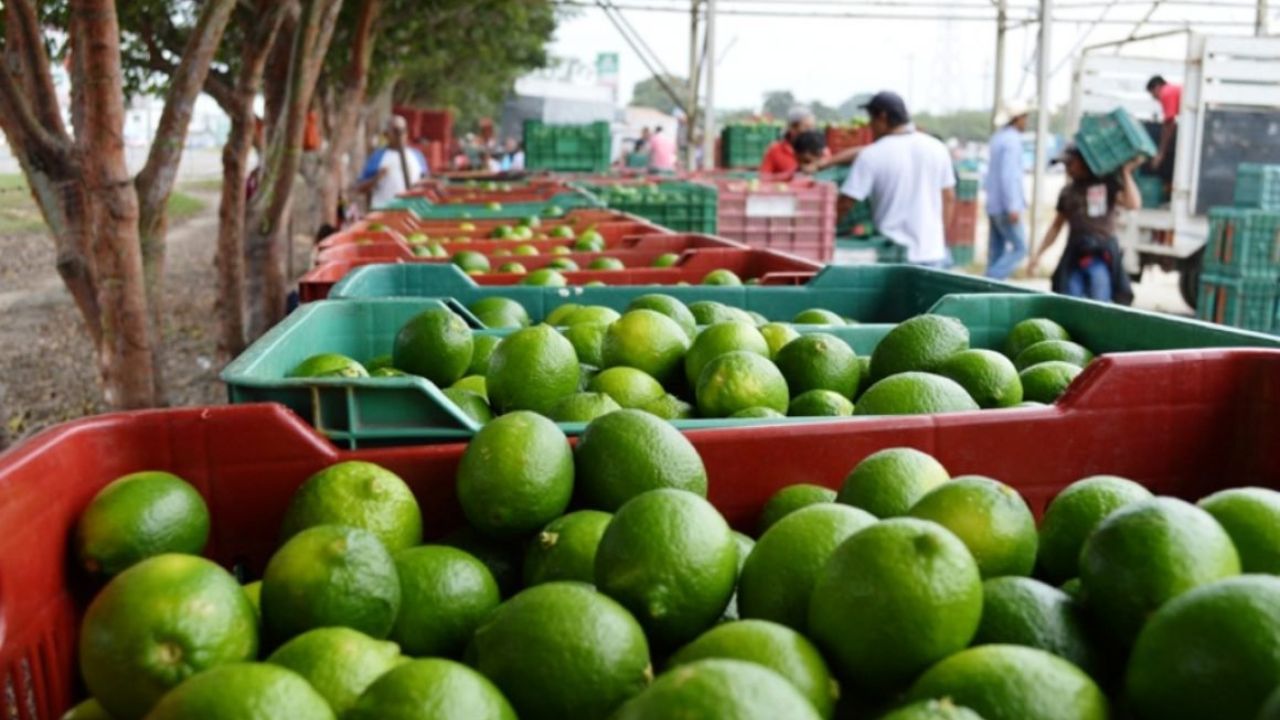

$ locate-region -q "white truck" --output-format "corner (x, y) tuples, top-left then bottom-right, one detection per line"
(1067, 33), (1280, 308)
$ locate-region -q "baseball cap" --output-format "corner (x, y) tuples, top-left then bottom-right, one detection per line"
(862, 91), (910, 125)
(1052, 142), (1082, 164)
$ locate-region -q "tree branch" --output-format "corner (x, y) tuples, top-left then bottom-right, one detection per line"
(6, 0), (69, 139)
(0, 2), (72, 165)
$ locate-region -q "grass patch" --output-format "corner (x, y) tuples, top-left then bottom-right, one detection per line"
(0, 174), (208, 234)
(179, 178), (224, 193)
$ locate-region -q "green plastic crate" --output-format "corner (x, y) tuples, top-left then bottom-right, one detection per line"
(1235, 164), (1280, 210)
(1076, 109), (1158, 177)
(1136, 174), (1168, 209)
(523, 120), (612, 172)
(1197, 273), (1280, 334)
(956, 174), (981, 202)
(1203, 207), (1280, 280)
(720, 124), (782, 168)
(834, 236), (903, 264)
(378, 192), (600, 219)
(950, 245), (976, 267)
(581, 181), (718, 233)
(331, 263), (1030, 322)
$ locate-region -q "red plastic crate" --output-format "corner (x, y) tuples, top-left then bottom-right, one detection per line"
(393, 106), (453, 144)
(4, 349), (1279, 717)
(326, 209), (638, 251)
(825, 125), (874, 154)
(947, 199), (979, 247)
(713, 178), (838, 262)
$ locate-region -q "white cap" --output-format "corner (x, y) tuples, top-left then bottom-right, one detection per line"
(787, 105), (815, 125)
(995, 100), (1035, 127)
(387, 115), (409, 133)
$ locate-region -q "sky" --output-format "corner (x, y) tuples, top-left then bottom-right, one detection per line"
(548, 2), (1274, 116)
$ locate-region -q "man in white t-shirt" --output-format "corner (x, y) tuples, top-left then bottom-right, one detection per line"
(838, 92), (956, 265)
(356, 116), (429, 209)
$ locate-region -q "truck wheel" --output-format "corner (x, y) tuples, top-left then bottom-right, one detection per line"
(1178, 250), (1203, 310)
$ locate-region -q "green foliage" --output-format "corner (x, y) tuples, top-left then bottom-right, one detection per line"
(630, 74), (692, 115)
(762, 90), (796, 119)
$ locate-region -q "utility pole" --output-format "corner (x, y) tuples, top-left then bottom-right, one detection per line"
(1029, 0), (1052, 268)
(993, 0), (1008, 126)
(687, 0), (701, 170)
(1258, 0), (1270, 36)
(701, 0), (717, 169)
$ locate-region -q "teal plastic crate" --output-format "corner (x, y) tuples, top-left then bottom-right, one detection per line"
(950, 245), (976, 267)
(377, 191), (601, 219)
(720, 124), (782, 168)
(1136, 174), (1168, 209)
(331, 264), (1030, 323)
(1076, 109), (1158, 177)
(834, 236), (903, 264)
(956, 174), (981, 202)
(580, 181), (718, 233)
(1204, 207), (1280, 280)
(1235, 164), (1280, 210)
(523, 120), (612, 172)
(1197, 273), (1280, 334)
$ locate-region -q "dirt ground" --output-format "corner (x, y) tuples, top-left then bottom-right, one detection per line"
(0, 189), (312, 449)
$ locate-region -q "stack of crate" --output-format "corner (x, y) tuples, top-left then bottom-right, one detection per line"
(1196, 164), (1280, 334)
(948, 173), (981, 266)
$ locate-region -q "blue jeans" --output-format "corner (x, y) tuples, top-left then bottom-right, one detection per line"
(985, 214), (1027, 280)
(1066, 258), (1112, 301)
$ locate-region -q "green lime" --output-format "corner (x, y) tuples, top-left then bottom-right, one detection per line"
(243, 580), (262, 619)
(684, 321), (770, 386)
(523, 510), (614, 586)
(486, 325), (580, 415)
(550, 225), (575, 239)
(774, 333), (859, 397)
(290, 353), (369, 378)
(935, 349), (1023, 409)
(1127, 575), (1280, 720)
(695, 351), (790, 418)
(788, 389), (854, 416)
(393, 308), (474, 386)
(594, 489), (738, 649)
(758, 484), (838, 535)
(365, 354), (394, 372)
(792, 308), (846, 325)
(545, 303), (582, 326)
(513, 244), (540, 256)
(808, 518), (983, 692)
(522, 268), (568, 286)
(1018, 361), (1081, 403)
(590, 257), (626, 271)
(669, 620), (837, 718)
(548, 258), (580, 271)
(498, 262), (527, 274)
(973, 576), (1103, 679)
(562, 321), (608, 366)
(1198, 487), (1280, 574)
(614, 659), (821, 720)
(441, 526), (523, 599)
(452, 250), (491, 274)
(838, 447), (951, 518)
(760, 322), (801, 358)
(575, 237), (605, 252)
(1036, 475), (1153, 583)
(468, 298), (530, 329)
(652, 252), (680, 267)
(747, 310), (769, 325)
(75, 471), (209, 576)
(391, 545), (500, 656)
(575, 409), (707, 511)
(1013, 340), (1094, 370)
(451, 374), (488, 400)
(550, 392), (622, 422)
(370, 367), (406, 378)
(280, 460), (423, 553)
(562, 305), (622, 326)
(853, 372), (979, 416)
(626, 294), (697, 340)
(641, 393), (696, 420)
(907, 645), (1107, 720)
(738, 504), (877, 632)
(456, 411), (573, 538)
(468, 582), (652, 720)
(1003, 318), (1071, 358)
(443, 387), (493, 424)
(261, 525), (400, 644)
(146, 663), (332, 720)
(1079, 497), (1241, 644)
(853, 356), (872, 399)
(59, 699), (113, 720)
(467, 335), (501, 375)
(550, 246), (572, 256)
(79, 555), (258, 719)
(869, 315), (970, 381)
(601, 309), (692, 384)
(689, 300), (754, 326)
(731, 406), (786, 419)
(266, 627), (402, 715)
(588, 366), (666, 408)
(908, 475), (1037, 578)
(722, 531), (755, 622)
(879, 699), (985, 720)
(346, 658), (516, 720)
(703, 269), (743, 286)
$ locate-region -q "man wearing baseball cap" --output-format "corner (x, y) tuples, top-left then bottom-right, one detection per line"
(836, 91), (956, 266)
(984, 101), (1033, 279)
(355, 115), (430, 209)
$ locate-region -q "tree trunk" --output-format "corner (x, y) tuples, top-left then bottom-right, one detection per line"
(133, 0), (236, 401)
(244, 0), (344, 340)
(70, 0), (155, 408)
(319, 0), (382, 228)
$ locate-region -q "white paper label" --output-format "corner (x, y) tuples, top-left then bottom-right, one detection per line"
(745, 195), (798, 218)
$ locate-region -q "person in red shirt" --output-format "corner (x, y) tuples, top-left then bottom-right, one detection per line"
(759, 106), (817, 178)
(1146, 75), (1182, 182)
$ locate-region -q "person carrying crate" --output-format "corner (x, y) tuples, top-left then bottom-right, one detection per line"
(1030, 144), (1141, 304)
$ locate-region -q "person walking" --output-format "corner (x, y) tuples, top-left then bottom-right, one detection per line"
(984, 101), (1032, 280)
(837, 91), (956, 266)
(354, 116), (429, 209)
